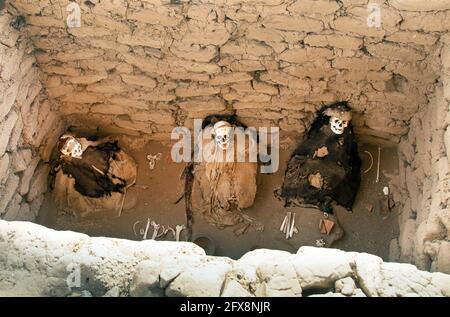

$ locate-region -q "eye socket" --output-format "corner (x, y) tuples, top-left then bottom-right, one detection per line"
(331, 118), (340, 124)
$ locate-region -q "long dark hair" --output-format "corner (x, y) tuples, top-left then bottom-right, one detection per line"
(308, 101), (352, 137)
(201, 114), (247, 130)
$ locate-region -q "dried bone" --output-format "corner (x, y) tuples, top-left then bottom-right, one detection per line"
(147, 153), (162, 170)
(142, 218), (151, 240)
(150, 221), (161, 240)
(289, 213), (295, 238)
(175, 224), (186, 241)
(280, 214), (288, 232)
(164, 226), (176, 238)
(376, 145), (381, 183)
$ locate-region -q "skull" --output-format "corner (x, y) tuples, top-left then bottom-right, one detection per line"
(60, 136), (83, 158)
(329, 116), (349, 135)
(213, 121), (233, 150)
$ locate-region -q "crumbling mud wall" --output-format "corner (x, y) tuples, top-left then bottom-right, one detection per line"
(8, 0), (448, 142)
(0, 220), (449, 297)
(0, 10), (64, 222)
(395, 35), (450, 274)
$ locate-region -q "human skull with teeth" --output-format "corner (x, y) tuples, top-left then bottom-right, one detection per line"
(329, 117), (349, 135)
(213, 121), (233, 150)
(59, 135), (83, 158)
(323, 106), (352, 136)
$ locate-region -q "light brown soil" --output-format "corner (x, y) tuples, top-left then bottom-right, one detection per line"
(38, 137), (399, 261)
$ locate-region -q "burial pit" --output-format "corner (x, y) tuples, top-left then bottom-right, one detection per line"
(0, 0), (449, 297)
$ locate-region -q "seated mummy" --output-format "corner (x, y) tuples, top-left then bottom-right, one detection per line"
(189, 115), (258, 227)
(277, 102), (362, 213)
(51, 134), (137, 217)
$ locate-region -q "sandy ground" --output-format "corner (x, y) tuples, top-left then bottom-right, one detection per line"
(38, 136), (399, 261)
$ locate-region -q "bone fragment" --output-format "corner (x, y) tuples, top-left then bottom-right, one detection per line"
(280, 214), (288, 232)
(376, 145), (381, 183)
(176, 225), (186, 242)
(150, 221), (161, 240)
(289, 213), (296, 238)
(164, 226), (176, 238)
(143, 218), (151, 240)
(285, 212), (291, 239)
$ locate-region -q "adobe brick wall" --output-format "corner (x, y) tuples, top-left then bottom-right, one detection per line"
(8, 0), (449, 142)
(395, 34), (450, 274)
(0, 10), (64, 221)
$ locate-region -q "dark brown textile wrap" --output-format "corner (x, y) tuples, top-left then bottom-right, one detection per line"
(59, 141), (126, 198)
(278, 102), (361, 213)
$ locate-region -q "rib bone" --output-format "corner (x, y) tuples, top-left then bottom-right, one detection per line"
(164, 226), (176, 239)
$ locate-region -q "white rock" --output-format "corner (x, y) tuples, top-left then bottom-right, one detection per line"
(81, 290), (93, 297)
(221, 279), (253, 297)
(308, 292), (346, 297)
(129, 260), (163, 297)
(335, 277), (356, 296)
(354, 253), (383, 297)
(238, 249), (294, 267)
(132, 240), (206, 259)
(431, 272), (450, 297)
(165, 259), (232, 297)
(236, 249), (294, 289)
(352, 288), (367, 297)
(103, 286), (120, 297)
(256, 261), (302, 297)
(292, 247), (355, 289)
(380, 262), (442, 296)
(159, 265), (182, 289)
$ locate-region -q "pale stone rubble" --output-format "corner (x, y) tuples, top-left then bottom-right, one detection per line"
(0, 11), (64, 223)
(0, 220), (449, 297)
(6, 0), (447, 143)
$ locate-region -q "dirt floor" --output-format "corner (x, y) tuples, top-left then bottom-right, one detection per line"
(38, 135), (399, 261)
